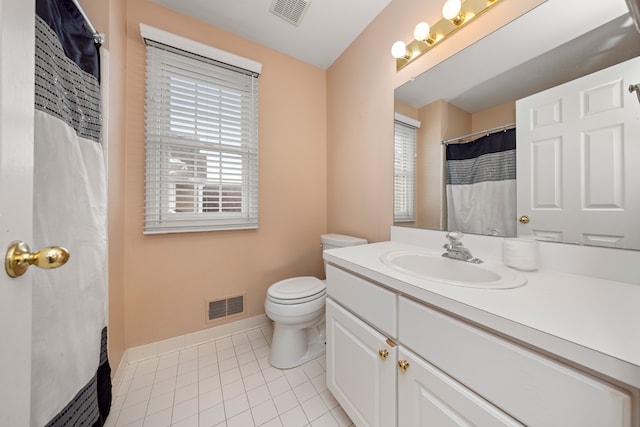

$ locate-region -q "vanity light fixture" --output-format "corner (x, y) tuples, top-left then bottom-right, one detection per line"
(392, 0), (503, 71)
(413, 22), (437, 45)
(442, 0), (465, 25)
(391, 40), (411, 60)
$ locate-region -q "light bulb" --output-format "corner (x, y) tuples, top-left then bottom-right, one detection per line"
(442, 0), (462, 20)
(413, 22), (431, 41)
(391, 40), (408, 59)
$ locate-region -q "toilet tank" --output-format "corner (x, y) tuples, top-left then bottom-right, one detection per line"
(321, 234), (368, 251)
(321, 234), (367, 273)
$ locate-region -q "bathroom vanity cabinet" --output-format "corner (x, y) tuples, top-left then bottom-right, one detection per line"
(325, 262), (635, 427)
(326, 299), (397, 426)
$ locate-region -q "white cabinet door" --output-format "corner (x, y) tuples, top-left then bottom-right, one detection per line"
(400, 297), (632, 427)
(516, 55), (640, 249)
(326, 298), (397, 427)
(397, 347), (524, 427)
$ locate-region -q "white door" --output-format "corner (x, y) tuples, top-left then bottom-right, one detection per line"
(326, 299), (397, 427)
(0, 1), (35, 425)
(397, 348), (523, 427)
(516, 56), (640, 249)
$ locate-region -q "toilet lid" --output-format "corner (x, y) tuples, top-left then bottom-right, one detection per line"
(268, 277), (326, 303)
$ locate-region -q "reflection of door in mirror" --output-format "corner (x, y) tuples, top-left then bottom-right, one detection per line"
(517, 56), (640, 250)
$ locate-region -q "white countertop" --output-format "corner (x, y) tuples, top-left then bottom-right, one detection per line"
(324, 240), (640, 389)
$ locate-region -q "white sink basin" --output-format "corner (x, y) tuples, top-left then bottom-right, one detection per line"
(380, 250), (527, 289)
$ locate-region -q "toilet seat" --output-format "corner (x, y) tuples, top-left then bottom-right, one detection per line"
(267, 276), (326, 305)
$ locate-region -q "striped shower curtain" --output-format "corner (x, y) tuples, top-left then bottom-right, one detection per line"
(445, 128), (517, 238)
(33, 1), (111, 425)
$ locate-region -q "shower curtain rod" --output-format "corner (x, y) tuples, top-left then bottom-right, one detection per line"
(71, 0), (104, 44)
(442, 122), (516, 145)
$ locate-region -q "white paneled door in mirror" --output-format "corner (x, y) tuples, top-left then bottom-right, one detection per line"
(516, 56), (640, 250)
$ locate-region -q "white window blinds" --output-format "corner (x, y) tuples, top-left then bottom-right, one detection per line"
(394, 115), (419, 223)
(143, 37), (260, 234)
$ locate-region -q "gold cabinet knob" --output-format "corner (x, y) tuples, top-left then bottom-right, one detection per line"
(378, 349), (389, 360)
(398, 360), (410, 372)
(5, 241), (70, 278)
(519, 215), (530, 224)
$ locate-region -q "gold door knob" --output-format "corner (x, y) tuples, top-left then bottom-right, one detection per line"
(5, 241), (70, 278)
(519, 215), (530, 224)
(378, 349), (389, 360)
(398, 360), (410, 372)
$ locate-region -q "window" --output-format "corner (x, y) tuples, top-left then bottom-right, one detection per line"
(142, 26), (261, 234)
(394, 114), (420, 223)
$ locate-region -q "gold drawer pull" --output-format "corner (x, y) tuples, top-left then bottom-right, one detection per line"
(398, 360), (410, 372)
(378, 349), (389, 360)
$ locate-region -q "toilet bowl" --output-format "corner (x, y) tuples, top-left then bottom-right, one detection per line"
(265, 276), (327, 369)
(265, 234), (367, 369)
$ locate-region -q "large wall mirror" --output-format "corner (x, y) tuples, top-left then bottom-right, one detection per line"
(394, 0), (640, 250)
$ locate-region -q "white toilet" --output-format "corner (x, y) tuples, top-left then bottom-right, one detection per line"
(265, 234), (367, 369)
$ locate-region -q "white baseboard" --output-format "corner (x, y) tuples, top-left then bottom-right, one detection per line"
(111, 314), (272, 395)
(110, 349), (129, 398)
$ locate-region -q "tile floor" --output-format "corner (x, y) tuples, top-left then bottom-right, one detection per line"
(105, 324), (354, 427)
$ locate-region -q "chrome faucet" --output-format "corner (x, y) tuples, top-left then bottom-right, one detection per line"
(442, 231), (483, 264)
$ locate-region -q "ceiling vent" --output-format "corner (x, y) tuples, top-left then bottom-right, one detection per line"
(270, 0), (311, 26)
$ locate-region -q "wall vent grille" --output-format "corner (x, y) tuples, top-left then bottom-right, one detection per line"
(207, 294), (245, 321)
(269, 0), (311, 26)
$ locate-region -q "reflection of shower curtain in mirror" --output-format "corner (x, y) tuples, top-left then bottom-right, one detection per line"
(446, 128), (516, 237)
(33, 0), (111, 425)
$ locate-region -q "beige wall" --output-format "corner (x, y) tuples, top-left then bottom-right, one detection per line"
(77, 0), (127, 372)
(413, 100), (470, 229)
(394, 101), (418, 120)
(106, 0), (128, 374)
(122, 0), (327, 348)
(472, 101), (516, 132)
(415, 101), (445, 229)
(327, 0), (544, 243)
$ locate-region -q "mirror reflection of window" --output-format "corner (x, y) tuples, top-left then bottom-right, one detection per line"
(394, 114), (420, 223)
